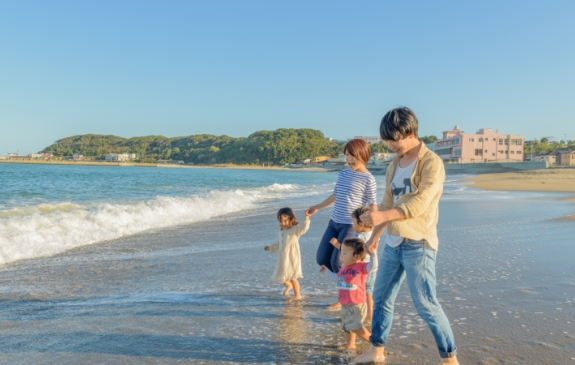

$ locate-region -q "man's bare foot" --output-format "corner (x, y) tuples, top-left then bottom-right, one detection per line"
(351, 345), (385, 364)
(326, 301), (341, 311)
(338, 343), (356, 351)
(439, 357), (459, 365)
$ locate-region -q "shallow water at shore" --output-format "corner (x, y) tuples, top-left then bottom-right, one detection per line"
(0, 183), (574, 364)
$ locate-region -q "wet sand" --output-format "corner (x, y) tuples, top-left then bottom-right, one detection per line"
(465, 169), (575, 193)
(0, 193), (574, 364)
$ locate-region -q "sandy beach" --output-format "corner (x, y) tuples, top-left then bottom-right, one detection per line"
(464, 168), (575, 193)
(1, 182), (575, 364)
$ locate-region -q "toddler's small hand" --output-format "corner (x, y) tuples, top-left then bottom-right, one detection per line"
(365, 238), (378, 254)
(264, 246), (269, 251)
(319, 265), (327, 274)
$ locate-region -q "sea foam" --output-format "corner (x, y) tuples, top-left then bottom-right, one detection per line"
(0, 183), (316, 265)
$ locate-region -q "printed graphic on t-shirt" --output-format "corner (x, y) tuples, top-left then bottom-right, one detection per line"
(391, 178), (412, 200)
(337, 275), (357, 291)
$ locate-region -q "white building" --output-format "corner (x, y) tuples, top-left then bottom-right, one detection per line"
(354, 135), (382, 145)
(28, 153), (44, 159)
(533, 154), (556, 164)
(105, 153), (136, 162)
(369, 153), (395, 164)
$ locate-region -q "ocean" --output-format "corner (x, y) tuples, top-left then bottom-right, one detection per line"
(0, 163), (574, 364)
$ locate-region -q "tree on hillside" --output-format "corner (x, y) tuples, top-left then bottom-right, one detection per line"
(40, 128), (343, 165)
(420, 135), (438, 144)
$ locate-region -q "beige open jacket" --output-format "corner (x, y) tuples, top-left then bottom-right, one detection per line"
(380, 143), (445, 251)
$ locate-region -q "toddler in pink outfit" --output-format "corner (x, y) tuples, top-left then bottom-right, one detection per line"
(320, 237), (378, 351)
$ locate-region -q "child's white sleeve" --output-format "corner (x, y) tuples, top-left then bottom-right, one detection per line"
(324, 271), (339, 282)
(366, 251), (378, 272)
(268, 237), (280, 253)
(294, 219), (310, 237)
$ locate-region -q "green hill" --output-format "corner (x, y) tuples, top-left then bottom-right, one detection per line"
(41, 129), (346, 165)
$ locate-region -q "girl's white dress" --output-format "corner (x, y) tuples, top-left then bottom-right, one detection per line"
(267, 219), (310, 283)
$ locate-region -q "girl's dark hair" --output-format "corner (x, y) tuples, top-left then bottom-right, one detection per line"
(351, 206), (373, 228)
(380, 107), (419, 141)
(343, 139), (371, 164)
(342, 238), (367, 260)
(277, 207), (299, 226)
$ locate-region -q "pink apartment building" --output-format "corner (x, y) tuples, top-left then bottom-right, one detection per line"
(434, 127), (524, 163)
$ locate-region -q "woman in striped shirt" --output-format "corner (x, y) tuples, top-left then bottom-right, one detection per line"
(306, 139), (378, 309)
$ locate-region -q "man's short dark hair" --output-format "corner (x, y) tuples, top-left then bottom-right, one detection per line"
(380, 107), (419, 141)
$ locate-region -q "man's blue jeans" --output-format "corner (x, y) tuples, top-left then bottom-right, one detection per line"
(370, 239), (457, 359)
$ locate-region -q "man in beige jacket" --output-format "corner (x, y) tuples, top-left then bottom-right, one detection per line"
(353, 107), (459, 365)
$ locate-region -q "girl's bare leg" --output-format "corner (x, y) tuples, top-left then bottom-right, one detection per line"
(290, 279), (302, 300)
(282, 281), (292, 296)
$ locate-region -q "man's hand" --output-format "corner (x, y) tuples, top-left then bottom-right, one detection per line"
(306, 206), (319, 216)
(264, 246), (270, 251)
(319, 265), (327, 274)
(360, 211), (387, 227)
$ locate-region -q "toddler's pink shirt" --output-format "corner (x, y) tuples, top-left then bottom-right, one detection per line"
(336, 262), (370, 305)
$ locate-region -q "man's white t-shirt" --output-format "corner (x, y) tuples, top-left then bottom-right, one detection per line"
(385, 158), (418, 248)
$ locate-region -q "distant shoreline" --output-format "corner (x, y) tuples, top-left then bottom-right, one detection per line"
(0, 159), (335, 172)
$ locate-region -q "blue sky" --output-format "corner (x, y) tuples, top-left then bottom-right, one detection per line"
(1, 1), (574, 154)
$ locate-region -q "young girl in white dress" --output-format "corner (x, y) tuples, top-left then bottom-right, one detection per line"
(265, 207), (310, 300)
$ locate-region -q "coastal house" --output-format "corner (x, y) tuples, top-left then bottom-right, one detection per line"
(28, 153), (44, 159)
(533, 153), (556, 165)
(73, 153), (84, 161)
(42, 153), (53, 160)
(369, 152), (395, 164)
(354, 135), (382, 145)
(434, 126), (524, 164)
(312, 156), (330, 164)
(0, 156), (6, 160)
(557, 150), (575, 166)
(8, 155), (31, 161)
(105, 153), (134, 162)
